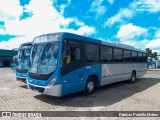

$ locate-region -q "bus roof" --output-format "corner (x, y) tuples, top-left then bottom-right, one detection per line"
(18, 42), (32, 49)
(62, 32), (146, 53)
(20, 42), (32, 46)
(34, 32), (146, 53)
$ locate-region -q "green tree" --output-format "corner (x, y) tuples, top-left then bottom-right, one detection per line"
(151, 52), (158, 60)
(145, 48), (152, 57)
(145, 48), (158, 60)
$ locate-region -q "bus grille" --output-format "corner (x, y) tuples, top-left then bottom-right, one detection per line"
(16, 69), (28, 73)
(29, 84), (45, 93)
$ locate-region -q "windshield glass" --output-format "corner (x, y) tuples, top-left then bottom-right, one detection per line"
(17, 45), (32, 70)
(29, 43), (59, 74)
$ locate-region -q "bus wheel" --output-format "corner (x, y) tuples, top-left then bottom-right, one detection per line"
(84, 78), (95, 95)
(130, 71), (136, 83)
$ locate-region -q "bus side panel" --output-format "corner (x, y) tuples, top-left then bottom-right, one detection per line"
(61, 64), (101, 96)
(101, 63), (147, 86)
(136, 63), (147, 77)
(61, 67), (86, 96)
(84, 64), (101, 86)
(123, 63), (136, 80)
(101, 64), (125, 86)
(101, 64), (114, 85)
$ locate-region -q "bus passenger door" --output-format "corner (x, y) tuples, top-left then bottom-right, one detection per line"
(61, 42), (84, 95)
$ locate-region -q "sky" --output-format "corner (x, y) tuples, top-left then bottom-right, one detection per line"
(0, 0), (160, 53)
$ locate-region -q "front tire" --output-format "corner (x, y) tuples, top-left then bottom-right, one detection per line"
(84, 78), (95, 95)
(130, 71), (136, 83)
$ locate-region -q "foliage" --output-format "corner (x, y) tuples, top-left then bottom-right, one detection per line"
(145, 48), (158, 60)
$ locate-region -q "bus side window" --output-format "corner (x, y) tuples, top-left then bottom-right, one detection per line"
(75, 48), (81, 63)
(63, 46), (81, 65)
(143, 53), (147, 62)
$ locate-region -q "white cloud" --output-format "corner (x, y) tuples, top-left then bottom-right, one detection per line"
(115, 23), (149, 50)
(90, 0), (106, 18)
(0, 36), (32, 50)
(136, 39), (150, 50)
(0, 41), (9, 49)
(76, 26), (96, 36)
(57, 25), (96, 37)
(116, 23), (160, 53)
(0, 0), (96, 50)
(59, 0), (71, 14)
(105, 0), (160, 26)
(72, 18), (85, 27)
(145, 38), (160, 54)
(0, 0), (23, 21)
(116, 23), (148, 41)
(146, 38), (160, 51)
(155, 29), (160, 38)
(122, 39), (149, 50)
(108, 0), (115, 5)
(0, 0), (94, 37)
(105, 8), (132, 26)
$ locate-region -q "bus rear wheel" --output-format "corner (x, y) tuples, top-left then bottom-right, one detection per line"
(84, 78), (95, 95)
(130, 71), (136, 83)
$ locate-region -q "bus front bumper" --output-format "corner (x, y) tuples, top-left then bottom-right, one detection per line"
(27, 83), (62, 97)
(16, 76), (27, 82)
(16, 72), (27, 82)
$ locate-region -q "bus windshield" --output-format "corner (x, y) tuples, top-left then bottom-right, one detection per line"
(29, 43), (59, 75)
(17, 45), (32, 69)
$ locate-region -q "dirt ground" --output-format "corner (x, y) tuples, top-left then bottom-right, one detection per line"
(0, 67), (160, 119)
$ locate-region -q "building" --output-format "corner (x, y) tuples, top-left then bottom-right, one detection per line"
(0, 49), (18, 67)
(148, 58), (160, 69)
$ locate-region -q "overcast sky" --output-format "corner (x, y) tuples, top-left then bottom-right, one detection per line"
(0, 0), (160, 53)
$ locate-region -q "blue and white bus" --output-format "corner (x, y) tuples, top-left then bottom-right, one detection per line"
(11, 55), (18, 70)
(16, 42), (32, 82)
(27, 32), (147, 97)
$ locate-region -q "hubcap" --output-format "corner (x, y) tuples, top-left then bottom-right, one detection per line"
(87, 81), (94, 92)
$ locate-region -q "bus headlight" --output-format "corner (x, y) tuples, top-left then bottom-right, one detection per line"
(48, 77), (57, 86)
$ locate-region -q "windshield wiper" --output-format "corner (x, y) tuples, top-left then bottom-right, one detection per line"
(40, 43), (51, 64)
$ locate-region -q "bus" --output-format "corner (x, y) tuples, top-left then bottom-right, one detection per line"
(27, 32), (147, 97)
(11, 55), (18, 70)
(16, 42), (32, 82)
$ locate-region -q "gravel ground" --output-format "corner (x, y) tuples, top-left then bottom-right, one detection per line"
(0, 67), (160, 119)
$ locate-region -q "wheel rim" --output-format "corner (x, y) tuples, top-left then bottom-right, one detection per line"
(87, 81), (94, 92)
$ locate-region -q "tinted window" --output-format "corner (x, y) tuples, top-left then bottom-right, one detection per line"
(124, 50), (131, 62)
(143, 53), (147, 62)
(132, 52), (137, 62)
(138, 53), (143, 62)
(63, 46), (81, 66)
(114, 48), (123, 62)
(75, 48), (81, 62)
(85, 44), (99, 62)
(100, 46), (113, 62)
